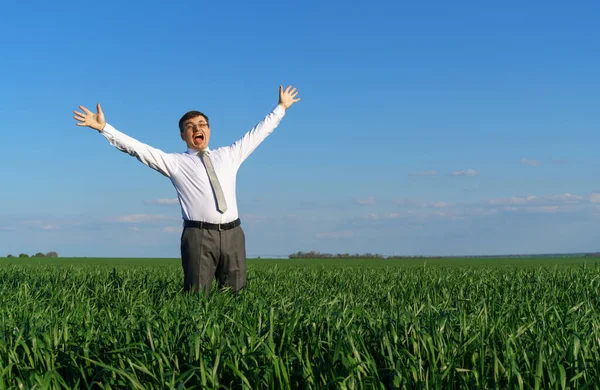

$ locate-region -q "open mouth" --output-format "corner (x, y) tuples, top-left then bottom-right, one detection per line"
(194, 134), (205, 143)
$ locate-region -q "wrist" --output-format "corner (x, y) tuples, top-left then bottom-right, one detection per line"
(278, 102), (287, 111)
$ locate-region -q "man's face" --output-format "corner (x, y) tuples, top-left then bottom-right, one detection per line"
(180, 115), (211, 150)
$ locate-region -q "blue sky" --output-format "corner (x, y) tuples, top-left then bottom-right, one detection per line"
(1, 1), (599, 257)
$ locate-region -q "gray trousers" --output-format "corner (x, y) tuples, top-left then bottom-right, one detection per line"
(180, 224), (247, 294)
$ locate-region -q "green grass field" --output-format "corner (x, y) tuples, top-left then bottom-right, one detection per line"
(2, 255), (598, 267)
(0, 256), (599, 388)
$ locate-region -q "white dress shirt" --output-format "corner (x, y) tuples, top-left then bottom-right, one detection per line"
(100, 105), (286, 224)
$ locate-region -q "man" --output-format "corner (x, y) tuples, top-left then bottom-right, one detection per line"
(73, 85), (300, 294)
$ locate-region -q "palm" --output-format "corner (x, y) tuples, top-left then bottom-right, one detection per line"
(279, 85), (300, 109)
(73, 104), (106, 131)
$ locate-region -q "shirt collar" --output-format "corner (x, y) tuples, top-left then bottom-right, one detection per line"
(187, 147), (210, 155)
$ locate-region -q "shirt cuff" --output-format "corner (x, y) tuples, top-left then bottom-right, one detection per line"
(274, 104), (286, 119)
(99, 123), (117, 142)
(100, 123), (115, 134)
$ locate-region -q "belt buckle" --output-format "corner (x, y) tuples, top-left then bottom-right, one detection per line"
(218, 223), (223, 232)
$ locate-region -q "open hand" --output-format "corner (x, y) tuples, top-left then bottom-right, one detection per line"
(278, 85), (300, 110)
(73, 103), (106, 132)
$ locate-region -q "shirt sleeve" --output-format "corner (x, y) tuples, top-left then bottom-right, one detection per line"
(100, 123), (179, 178)
(227, 105), (286, 167)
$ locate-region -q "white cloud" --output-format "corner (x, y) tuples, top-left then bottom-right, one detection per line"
(115, 214), (175, 223)
(363, 212), (406, 220)
(354, 196), (376, 205)
(520, 158), (541, 167)
(429, 210), (458, 218)
(20, 220), (60, 230)
(409, 170), (437, 176)
(316, 230), (354, 239)
(488, 193), (585, 207)
(430, 201), (452, 208)
(394, 199), (425, 207)
(6, 186), (600, 258)
(474, 192), (595, 217)
(394, 199), (452, 208)
(590, 193), (600, 203)
(387, 191), (594, 221)
(488, 196), (537, 206)
(148, 198), (179, 205)
(356, 192), (600, 222)
(524, 206), (560, 214)
(543, 193), (584, 203)
(451, 169), (478, 176)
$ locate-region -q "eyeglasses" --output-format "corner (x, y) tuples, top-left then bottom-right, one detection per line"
(187, 123), (209, 129)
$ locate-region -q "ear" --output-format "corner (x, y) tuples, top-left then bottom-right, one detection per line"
(180, 131), (185, 142)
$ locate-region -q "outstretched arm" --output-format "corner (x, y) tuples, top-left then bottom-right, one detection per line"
(73, 104), (178, 178)
(229, 85), (300, 166)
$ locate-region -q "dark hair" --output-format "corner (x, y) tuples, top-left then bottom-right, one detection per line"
(179, 111), (209, 132)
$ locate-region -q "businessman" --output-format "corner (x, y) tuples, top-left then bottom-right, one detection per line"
(73, 85), (300, 294)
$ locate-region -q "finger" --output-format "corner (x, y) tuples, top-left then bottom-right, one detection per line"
(75, 122), (88, 126)
(293, 98), (301, 103)
(279, 85), (283, 94)
(285, 85), (292, 94)
(289, 87), (297, 95)
(79, 105), (92, 114)
(73, 114), (86, 122)
(97, 103), (103, 115)
(73, 110), (86, 117)
(291, 91), (299, 98)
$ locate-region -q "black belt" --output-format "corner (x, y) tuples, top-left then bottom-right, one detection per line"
(183, 218), (241, 231)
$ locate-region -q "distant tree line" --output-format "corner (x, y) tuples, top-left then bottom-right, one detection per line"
(289, 251), (600, 259)
(288, 251), (427, 259)
(6, 251), (58, 258)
